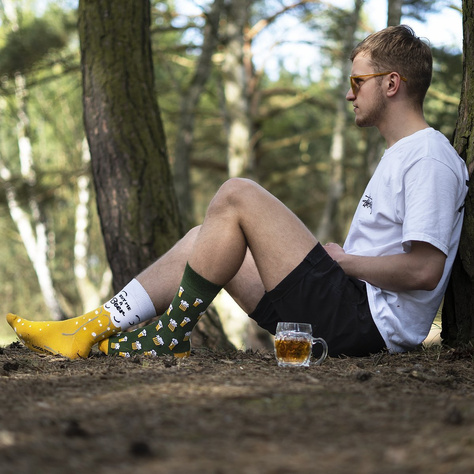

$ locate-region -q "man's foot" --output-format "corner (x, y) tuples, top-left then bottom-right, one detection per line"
(6, 309), (120, 359)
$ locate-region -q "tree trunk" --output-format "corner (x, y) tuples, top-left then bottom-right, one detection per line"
(78, 0), (182, 291)
(316, 0), (364, 243)
(193, 305), (236, 351)
(78, 0), (232, 350)
(387, 0), (403, 26)
(221, 0), (253, 178)
(173, 0), (223, 230)
(441, 0), (474, 347)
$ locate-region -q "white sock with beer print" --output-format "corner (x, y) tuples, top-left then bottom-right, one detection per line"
(98, 263), (222, 358)
(6, 279), (156, 359)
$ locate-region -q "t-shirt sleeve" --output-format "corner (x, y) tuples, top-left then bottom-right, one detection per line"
(401, 157), (463, 256)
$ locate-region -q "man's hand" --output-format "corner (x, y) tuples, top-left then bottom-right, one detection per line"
(323, 242), (346, 262)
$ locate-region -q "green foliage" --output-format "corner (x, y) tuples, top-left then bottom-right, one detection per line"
(256, 79), (336, 230)
(0, 17), (67, 76)
(402, 0), (441, 22)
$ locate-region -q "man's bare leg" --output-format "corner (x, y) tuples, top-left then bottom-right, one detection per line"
(97, 177), (318, 357)
(138, 177), (317, 314)
(7, 178), (317, 358)
(135, 179), (317, 315)
(135, 226), (199, 315)
(188, 178), (318, 292)
(136, 228), (264, 316)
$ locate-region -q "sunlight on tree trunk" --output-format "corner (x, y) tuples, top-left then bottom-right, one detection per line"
(0, 156), (65, 320)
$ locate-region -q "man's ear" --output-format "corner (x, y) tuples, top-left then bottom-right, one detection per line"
(386, 73), (402, 97)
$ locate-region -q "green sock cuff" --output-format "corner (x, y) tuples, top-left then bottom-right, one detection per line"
(184, 263), (222, 299)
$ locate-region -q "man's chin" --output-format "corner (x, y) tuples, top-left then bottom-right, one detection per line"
(355, 117), (375, 128)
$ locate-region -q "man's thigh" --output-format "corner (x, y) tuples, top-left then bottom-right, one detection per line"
(226, 178), (318, 290)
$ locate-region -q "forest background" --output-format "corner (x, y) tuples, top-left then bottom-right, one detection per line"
(0, 0), (463, 348)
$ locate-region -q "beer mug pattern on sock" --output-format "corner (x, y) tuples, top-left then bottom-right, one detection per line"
(102, 285), (207, 358)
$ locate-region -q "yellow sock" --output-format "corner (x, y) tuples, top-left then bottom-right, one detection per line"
(6, 307), (120, 359)
(6, 279), (157, 359)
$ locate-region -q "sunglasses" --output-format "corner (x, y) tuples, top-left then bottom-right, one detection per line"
(349, 71), (408, 95)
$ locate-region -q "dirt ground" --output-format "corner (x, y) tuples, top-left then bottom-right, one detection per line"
(0, 341), (474, 474)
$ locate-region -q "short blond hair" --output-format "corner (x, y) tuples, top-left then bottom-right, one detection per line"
(351, 25), (432, 107)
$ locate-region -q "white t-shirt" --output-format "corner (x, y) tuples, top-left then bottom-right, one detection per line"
(343, 128), (469, 353)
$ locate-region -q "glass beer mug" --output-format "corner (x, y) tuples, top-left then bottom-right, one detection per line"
(274, 322), (328, 367)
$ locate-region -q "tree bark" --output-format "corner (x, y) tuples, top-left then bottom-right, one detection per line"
(387, 0), (403, 26)
(173, 0), (223, 229)
(221, 0), (253, 178)
(441, 0), (474, 347)
(316, 0), (364, 243)
(78, 0), (182, 291)
(78, 0), (232, 350)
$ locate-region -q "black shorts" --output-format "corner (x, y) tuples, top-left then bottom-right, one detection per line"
(249, 243), (386, 357)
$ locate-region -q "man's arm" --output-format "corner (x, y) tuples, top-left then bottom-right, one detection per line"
(324, 240), (446, 292)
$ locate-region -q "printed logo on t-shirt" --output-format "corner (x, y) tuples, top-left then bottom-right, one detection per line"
(362, 194), (373, 214)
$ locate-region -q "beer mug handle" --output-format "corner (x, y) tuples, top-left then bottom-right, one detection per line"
(311, 337), (328, 365)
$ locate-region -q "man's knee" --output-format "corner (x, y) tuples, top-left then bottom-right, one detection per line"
(212, 178), (260, 211)
(186, 225), (201, 240)
(172, 225), (201, 255)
